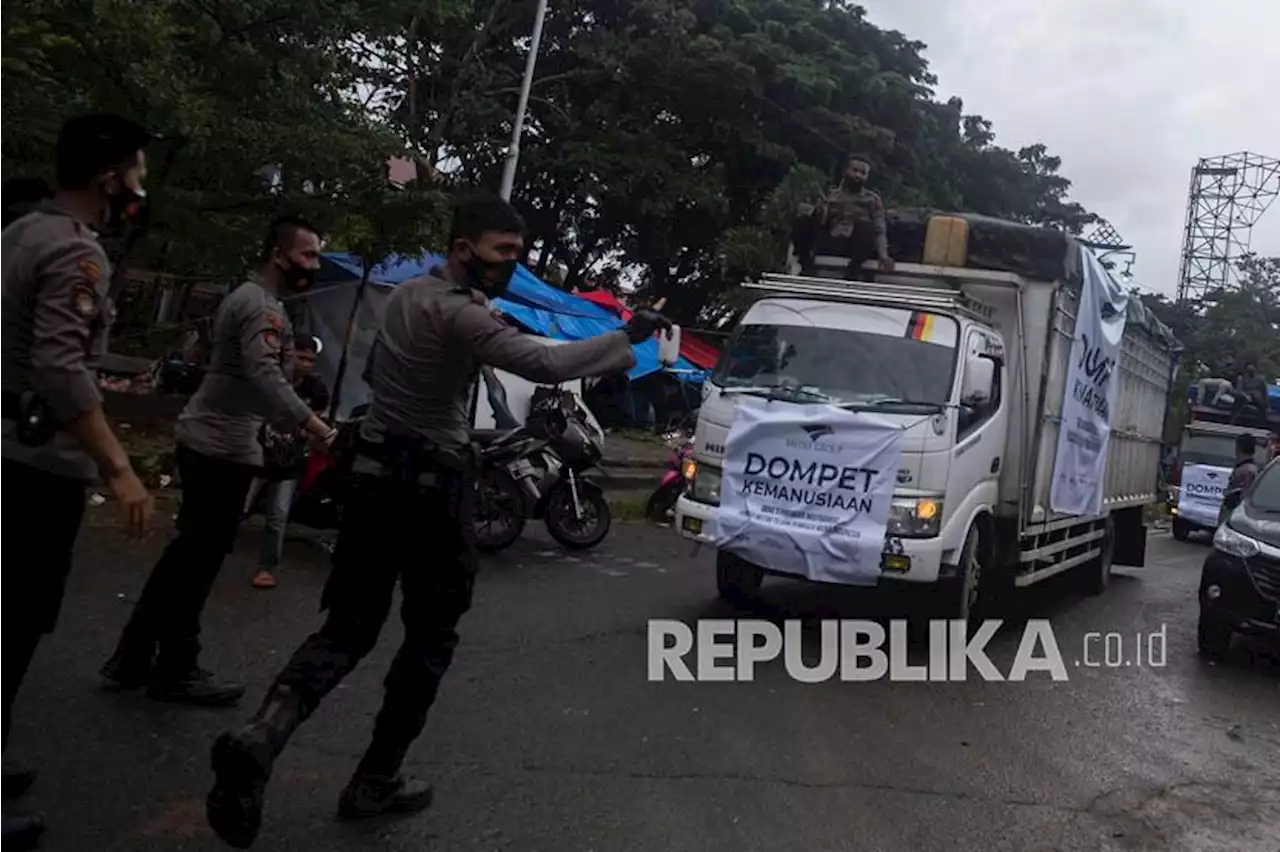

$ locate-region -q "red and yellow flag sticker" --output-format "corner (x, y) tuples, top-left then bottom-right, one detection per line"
(906, 311), (938, 342)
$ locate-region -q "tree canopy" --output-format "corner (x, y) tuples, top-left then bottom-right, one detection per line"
(4, 0), (1098, 327)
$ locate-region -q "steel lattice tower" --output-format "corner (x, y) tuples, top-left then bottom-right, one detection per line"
(1176, 151), (1280, 303)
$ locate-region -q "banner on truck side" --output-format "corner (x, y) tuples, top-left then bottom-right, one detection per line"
(712, 396), (904, 586)
(1050, 248), (1130, 517)
(1176, 463), (1232, 528)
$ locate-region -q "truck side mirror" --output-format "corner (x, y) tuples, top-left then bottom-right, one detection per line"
(961, 354), (996, 406)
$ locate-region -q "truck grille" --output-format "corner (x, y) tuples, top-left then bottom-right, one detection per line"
(1246, 553), (1280, 602)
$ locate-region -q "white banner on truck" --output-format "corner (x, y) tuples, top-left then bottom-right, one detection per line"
(1176, 463), (1232, 528)
(712, 396), (904, 586)
(1050, 248), (1130, 517)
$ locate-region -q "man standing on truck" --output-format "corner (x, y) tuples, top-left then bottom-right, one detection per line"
(1235, 362), (1270, 418)
(795, 153), (894, 280)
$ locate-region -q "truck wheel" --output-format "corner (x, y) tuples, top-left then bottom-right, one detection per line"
(716, 552), (764, 607)
(1079, 516), (1115, 596)
(1171, 518), (1190, 542)
(1196, 609), (1233, 660)
(938, 525), (986, 624)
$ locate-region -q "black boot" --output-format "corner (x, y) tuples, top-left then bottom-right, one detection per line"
(2, 761), (35, 799)
(336, 774), (433, 821)
(2, 813), (45, 850)
(149, 666), (245, 707)
(99, 651), (153, 691)
(206, 685), (307, 849)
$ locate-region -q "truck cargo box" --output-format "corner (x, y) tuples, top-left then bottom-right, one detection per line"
(960, 243), (1181, 528)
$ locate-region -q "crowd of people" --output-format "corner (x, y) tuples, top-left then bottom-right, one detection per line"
(1, 113), (673, 850)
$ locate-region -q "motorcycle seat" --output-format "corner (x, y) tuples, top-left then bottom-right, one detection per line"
(470, 427), (521, 446)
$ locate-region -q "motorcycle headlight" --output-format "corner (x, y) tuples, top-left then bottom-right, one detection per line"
(691, 462), (722, 505)
(886, 497), (943, 538)
(1213, 524), (1260, 559)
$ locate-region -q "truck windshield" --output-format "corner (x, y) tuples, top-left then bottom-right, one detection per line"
(1180, 431), (1270, 467)
(711, 317), (958, 409)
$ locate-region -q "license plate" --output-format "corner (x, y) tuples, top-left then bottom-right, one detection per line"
(682, 516), (702, 535)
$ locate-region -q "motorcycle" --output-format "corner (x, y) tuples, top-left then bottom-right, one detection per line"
(645, 420), (696, 522)
(473, 385), (612, 553)
(284, 403), (370, 532)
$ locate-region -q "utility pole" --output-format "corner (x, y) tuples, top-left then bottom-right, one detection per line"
(498, 0), (549, 201)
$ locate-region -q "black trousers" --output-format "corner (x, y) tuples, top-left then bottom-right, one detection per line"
(2, 459), (86, 749)
(265, 467), (478, 777)
(793, 216), (878, 278)
(111, 443), (258, 673)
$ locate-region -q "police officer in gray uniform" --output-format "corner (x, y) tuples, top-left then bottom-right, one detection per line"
(101, 216), (337, 707)
(1, 113), (156, 851)
(206, 192), (671, 848)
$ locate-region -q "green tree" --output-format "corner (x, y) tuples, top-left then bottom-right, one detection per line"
(1, 0), (445, 288)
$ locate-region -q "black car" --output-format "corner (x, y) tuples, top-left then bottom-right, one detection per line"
(1197, 457), (1280, 658)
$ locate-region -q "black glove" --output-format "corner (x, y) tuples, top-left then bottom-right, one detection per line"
(623, 308), (673, 344)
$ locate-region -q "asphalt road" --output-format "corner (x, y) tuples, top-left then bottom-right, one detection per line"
(6, 510), (1279, 852)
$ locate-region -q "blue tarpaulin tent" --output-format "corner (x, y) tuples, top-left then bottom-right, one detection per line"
(318, 251), (709, 382)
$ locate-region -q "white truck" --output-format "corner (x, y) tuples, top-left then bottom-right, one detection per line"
(675, 223), (1180, 620)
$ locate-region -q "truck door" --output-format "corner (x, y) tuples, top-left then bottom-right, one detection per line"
(954, 328), (1008, 490)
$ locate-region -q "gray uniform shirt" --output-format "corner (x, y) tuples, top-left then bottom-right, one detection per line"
(1, 203), (115, 481)
(174, 279), (314, 466)
(360, 270), (636, 452)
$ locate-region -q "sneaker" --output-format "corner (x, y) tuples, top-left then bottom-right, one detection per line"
(251, 570), (277, 590)
(336, 774), (433, 821)
(148, 667), (245, 707)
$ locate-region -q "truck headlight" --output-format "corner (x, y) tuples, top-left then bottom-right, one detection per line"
(691, 462), (722, 505)
(887, 497), (943, 538)
(1213, 524), (1259, 559)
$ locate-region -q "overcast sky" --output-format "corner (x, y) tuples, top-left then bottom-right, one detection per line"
(859, 0), (1280, 298)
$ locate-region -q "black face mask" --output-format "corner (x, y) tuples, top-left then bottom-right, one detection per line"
(105, 175), (147, 230)
(280, 258), (316, 292)
(463, 250), (517, 298)
(843, 176), (866, 192)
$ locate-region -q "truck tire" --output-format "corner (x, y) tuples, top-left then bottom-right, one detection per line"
(1079, 515), (1116, 596)
(1171, 518), (1190, 542)
(937, 524), (987, 624)
(716, 552), (764, 607)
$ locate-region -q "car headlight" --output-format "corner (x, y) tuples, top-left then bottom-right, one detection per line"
(691, 462), (722, 505)
(886, 497), (943, 538)
(1213, 524), (1260, 559)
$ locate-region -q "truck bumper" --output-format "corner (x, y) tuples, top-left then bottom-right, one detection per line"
(673, 496), (946, 584)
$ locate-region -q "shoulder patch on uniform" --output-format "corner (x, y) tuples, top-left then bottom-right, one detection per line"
(72, 282), (99, 318)
(77, 257), (103, 284)
(265, 312), (285, 331)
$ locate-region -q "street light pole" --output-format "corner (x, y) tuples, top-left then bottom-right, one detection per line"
(499, 0), (549, 201)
